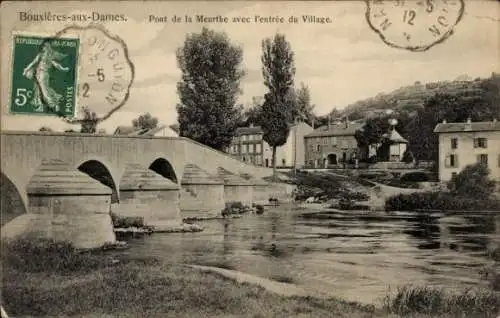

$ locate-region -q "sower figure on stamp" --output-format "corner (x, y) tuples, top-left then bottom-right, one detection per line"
(22, 43), (69, 113)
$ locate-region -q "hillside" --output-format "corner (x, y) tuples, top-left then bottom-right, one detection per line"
(335, 72), (500, 120)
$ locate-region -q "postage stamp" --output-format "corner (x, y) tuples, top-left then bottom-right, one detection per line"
(9, 24), (134, 121)
(9, 34), (80, 117)
(365, 0), (465, 52)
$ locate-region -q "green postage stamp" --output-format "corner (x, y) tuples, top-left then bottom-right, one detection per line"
(9, 34), (80, 117)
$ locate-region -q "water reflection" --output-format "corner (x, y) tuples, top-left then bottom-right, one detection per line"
(120, 206), (499, 304)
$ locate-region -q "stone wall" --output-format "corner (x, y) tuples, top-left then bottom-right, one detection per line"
(113, 189), (181, 224)
(24, 195), (115, 249)
(180, 184), (225, 219)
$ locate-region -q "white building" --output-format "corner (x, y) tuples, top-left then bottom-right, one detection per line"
(434, 119), (500, 182)
(263, 121), (313, 168)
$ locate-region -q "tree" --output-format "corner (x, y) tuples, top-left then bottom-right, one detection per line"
(176, 27), (245, 150)
(241, 96), (264, 127)
(294, 82), (316, 125)
(80, 107), (98, 133)
(260, 33), (296, 179)
(447, 163), (496, 199)
(39, 126), (52, 132)
(132, 113), (158, 131)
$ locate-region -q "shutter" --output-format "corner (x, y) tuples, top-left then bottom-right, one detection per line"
(473, 138), (479, 148)
(484, 138), (488, 148)
(454, 154), (458, 167)
(445, 155), (450, 167)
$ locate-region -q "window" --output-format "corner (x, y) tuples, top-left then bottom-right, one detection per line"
(282, 158), (286, 166)
(256, 144), (261, 153)
(451, 172), (457, 179)
(477, 154), (488, 165)
(255, 156), (262, 165)
(241, 135), (247, 141)
(316, 144), (321, 152)
(450, 138), (458, 149)
(241, 144), (247, 154)
(253, 144), (257, 153)
(242, 156), (246, 162)
(249, 135), (254, 141)
(446, 154), (458, 168)
(330, 136), (337, 145)
(473, 137), (487, 148)
(322, 138), (328, 145)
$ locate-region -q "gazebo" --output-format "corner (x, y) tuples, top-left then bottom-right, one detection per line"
(380, 128), (408, 162)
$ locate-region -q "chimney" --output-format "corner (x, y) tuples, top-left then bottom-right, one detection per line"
(327, 115), (331, 130)
(345, 116), (349, 129)
(312, 118), (315, 129)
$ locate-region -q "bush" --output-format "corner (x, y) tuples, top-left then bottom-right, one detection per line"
(402, 149), (414, 164)
(385, 192), (500, 212)
(111, 212), (144, 228)
(400, 172), (429, 182)
(448, 163), (496, 199)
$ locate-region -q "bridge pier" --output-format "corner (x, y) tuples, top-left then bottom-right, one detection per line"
(240, 173), (271, 205)
(180, 164), (225, 219)
(3, 159), (116, 249)
(217, 168), (253, 207)
(113, 164), (181, 225)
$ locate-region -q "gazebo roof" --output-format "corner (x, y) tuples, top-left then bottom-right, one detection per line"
(382, 129), (408, 144)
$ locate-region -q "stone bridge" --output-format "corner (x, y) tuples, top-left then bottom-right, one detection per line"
(0, 131), (292, 249)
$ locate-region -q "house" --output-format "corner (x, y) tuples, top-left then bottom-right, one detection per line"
(434, 118), (500, 182)
(225, 124), (265, 165)
(225, 121), (313, 168)
(262, 121), (313, 168)
(304, 119), (365, 168)
(113, 125), (179, 137)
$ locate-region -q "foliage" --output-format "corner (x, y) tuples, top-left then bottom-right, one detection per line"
(132, 112), (158, 131)
(64, 129), (78, 133)
(401, 149), (414, 163)
(80, 107), (98, 134)
(447, 163), (496, 199)
(260, 33), (296, 178)
(110, 212), (145, 228)
(406, 91), (499, 161)
(400, 171), (429, 182)
(383, 285), (500, 317)
(176, 27), (245, 150)
(294, 82), (316, 125)
(385, 192), (500, 212)
(38, 126), (52, 132)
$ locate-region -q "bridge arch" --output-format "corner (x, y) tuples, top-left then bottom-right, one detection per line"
(149, 158), (178, 183)
(77, 160), (120, 203)
(0, 172), (28, 226)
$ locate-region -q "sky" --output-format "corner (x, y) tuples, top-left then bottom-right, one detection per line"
(1, 0), (499, 133)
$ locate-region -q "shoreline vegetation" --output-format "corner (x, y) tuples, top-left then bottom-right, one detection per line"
(2, 239), (500, 318)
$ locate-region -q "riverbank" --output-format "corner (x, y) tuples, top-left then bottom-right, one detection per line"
(2, 239), (499, 318)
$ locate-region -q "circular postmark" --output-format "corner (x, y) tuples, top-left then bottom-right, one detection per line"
(365, 0), (465, 52)
(39, 24), (135, 122)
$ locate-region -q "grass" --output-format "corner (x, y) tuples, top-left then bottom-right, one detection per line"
(2, 238), (500, 317)
(382, 285), (500, 318)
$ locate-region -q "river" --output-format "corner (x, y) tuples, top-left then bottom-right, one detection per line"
(117, 204), (500, 305)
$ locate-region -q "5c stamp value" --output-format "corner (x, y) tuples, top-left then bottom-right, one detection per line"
(9, 34), (80, 117)
(365, 0), (465, 52)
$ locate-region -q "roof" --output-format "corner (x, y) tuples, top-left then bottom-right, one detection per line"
(113, 126), (140, 135)
(434, 120), (500, 133)
(235, 126), (263, 135)
(305, 122), (365, 138)
(382, 128), (408, 143)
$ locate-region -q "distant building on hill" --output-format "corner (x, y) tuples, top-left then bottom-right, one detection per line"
(434, 119), (500, 182)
